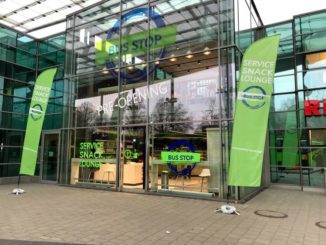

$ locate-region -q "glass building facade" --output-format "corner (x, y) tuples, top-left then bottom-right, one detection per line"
(0, 0), (326, 201)
(0, 27), (65, 182)
(62, 0), (242, 200)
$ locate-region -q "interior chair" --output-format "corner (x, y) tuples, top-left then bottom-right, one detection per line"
(87, 167), (99, 183)
(101, 165), (113, 184)
(199, 168), (211, 192)
(175, 167), (191, 190)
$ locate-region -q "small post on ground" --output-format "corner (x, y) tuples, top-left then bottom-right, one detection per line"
(11, 174), (25, 195)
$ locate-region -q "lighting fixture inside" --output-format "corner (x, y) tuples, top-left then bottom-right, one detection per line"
(203, 47), (211, 55)
(169, 54), (177, 62)
(186, 50), (193, 59)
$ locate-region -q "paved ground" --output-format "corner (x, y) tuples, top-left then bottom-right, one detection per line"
(0, 184), (326, 245)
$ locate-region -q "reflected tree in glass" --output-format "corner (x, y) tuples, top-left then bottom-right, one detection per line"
(76, 102), (98, 127)
(151, 98), (193, 133)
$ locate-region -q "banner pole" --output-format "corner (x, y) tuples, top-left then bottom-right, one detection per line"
(12, 174), (24, 195)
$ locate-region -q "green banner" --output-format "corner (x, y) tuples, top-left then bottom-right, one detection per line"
(228, 36), (280, 187)
(95, 25), (177, 65)
(161, 152), (201, 163)
(19, 68), (57, 176)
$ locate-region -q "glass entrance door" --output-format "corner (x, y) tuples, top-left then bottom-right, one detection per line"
(120, 127), (146, 190)
(41, 132), (60, 182)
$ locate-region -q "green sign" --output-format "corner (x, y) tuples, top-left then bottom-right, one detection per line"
(19, 68), (57, 176)
(228, 36), (280, 187)
(124, 149), (139, 160)
(79, 142), (104, 168)
(161, 152), (201, 163)
(95, 25), (177, 65)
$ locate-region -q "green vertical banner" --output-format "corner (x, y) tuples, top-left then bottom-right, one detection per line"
(19, 68), (57, 176)
(228, 36), (280, 187)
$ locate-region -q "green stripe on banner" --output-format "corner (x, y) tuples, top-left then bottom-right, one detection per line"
(19, 68), (57, 176)
(228, 36), (280, 187)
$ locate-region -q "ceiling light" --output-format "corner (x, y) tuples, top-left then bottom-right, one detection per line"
(127, 66), (134, 70)
(169, 54), (177, 62)
(102, 67), (109, 74)
(155, 60), (160, 65)
(185, 50), (193, 59)
(203, 47), (211, 55)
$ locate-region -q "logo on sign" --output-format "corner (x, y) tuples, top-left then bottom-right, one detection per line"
(29, 104), (43, 121)
(238, 85), (267, 109)
(99, 7), (171, 83)
(164, 140), (198, 176)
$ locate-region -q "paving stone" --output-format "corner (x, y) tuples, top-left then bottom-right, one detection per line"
(1, 184), (326, 245)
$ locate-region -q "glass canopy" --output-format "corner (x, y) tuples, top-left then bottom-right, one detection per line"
(0, 0), (104, 38)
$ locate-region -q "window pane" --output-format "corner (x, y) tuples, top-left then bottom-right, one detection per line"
(271, 94), (296, 112)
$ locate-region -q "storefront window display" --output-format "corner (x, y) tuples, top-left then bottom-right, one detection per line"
(61, 0), (246, 200)
(149, 122), (222, 197)
(71, 127), (118, 187)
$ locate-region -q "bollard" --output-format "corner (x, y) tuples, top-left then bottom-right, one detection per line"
(161, 171), (169, 189)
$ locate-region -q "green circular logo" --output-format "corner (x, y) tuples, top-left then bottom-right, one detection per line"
(124, 149), (133, 159)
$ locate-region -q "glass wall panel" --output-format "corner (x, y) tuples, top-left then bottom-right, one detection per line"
(271, 94), (296, 112)
(0, 164), (20, 177)
(237, 31), (254, 53)
(38, 50), (65, 69)
(1, 112), (28, 129)
(74, 0), (120, 27)
(0, 27), (17, 46)
(75, 70), (119, 127)
(295, 11), (326, 53)
(75, 14), (120, 75)
(71, 127), (118, 188)
(150, 0), (219, 60)
(15, 50), (36, 69)
(43, 114), (63, 130)
(0, 130), (24, 146)
(149, 122), (220, 197)
(302, 69), (326, 90)
(149, 51), (220, 124)
(120, 65), (148, 125)
(39, 34), (66, 54)
(270, 129), (301, 186)
(266, 22), (293, 57)
(17, 35), (37, 54)
(0, 147), (22, 163)
(269, 111), (297, 130)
